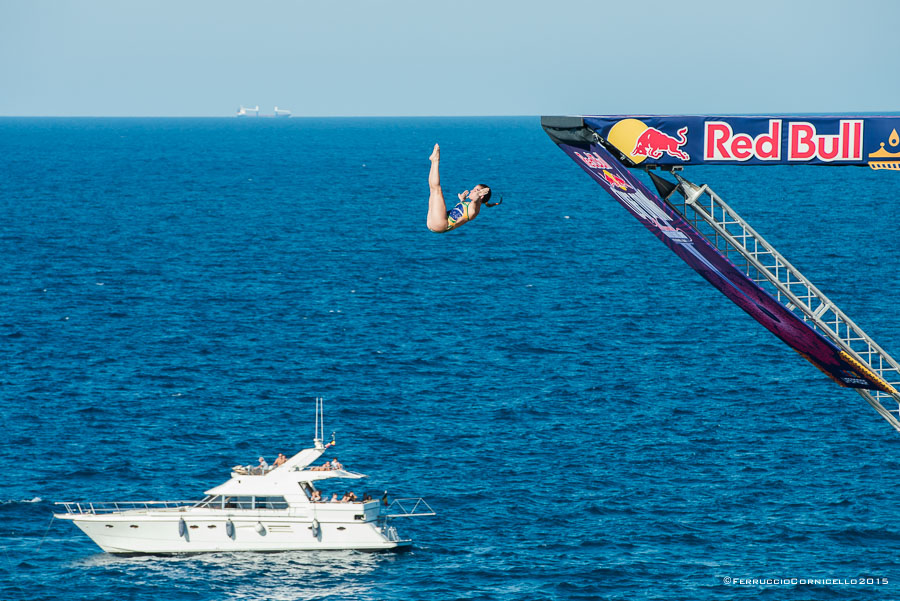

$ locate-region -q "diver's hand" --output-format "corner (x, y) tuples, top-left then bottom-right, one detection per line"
(458, 190), (469, 202)
(430, 144), (440, 162)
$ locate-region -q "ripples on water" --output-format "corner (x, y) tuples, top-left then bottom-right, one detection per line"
(1, 117), (899, 600)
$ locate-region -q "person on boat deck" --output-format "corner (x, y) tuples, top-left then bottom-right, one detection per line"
(272, 453), (286, 467)
(330, 458), (343, 470)
(310, 490), (322, 502)
(426, 143), (499, 233)
(255, 456), (268, 474)
(329, 493), (340, 503)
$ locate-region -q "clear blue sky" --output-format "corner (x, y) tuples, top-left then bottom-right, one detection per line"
(1, 0), (897, 117)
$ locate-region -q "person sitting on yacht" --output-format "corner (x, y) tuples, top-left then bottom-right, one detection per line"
(330, 458), (343, 470)
(310, 490), (322, 502)
(272, 453), (287, 467)
(329, 493), (340, 502)
(254, 456), (269, 475)
(362, 493), (372, 502)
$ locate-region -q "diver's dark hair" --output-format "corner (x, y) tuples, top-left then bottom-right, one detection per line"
(478, 184), (502, 207)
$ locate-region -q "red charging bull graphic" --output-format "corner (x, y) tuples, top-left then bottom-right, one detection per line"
(601, 169), (630, 191)
(632, 126), (690, 161)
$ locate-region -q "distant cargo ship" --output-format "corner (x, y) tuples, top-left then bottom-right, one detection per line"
(236, 105), (291, 118)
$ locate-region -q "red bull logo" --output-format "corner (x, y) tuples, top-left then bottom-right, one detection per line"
(601, 169), (630, 191)
(788, 120), (863, 162)
(598, 115), (884, 166)
(705, 119), (863, 162)
(631, 126), (690, 161)
(705, 119), (782, 161)
(575, 151), (612, 170)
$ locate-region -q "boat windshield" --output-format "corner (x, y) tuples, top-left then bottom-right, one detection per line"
(193, 495), (288, 510)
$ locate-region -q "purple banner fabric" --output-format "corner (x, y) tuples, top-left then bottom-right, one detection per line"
(579, 115), (900, 168)
(556, 140), (886, 391)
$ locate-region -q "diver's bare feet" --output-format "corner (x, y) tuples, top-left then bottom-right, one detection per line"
(429, 143), (440, 162)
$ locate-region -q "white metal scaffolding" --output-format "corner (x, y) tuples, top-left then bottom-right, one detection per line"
(656, 172), (900, 432)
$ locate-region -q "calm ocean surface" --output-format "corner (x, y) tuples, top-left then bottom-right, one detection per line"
(1, 117), (899, 600)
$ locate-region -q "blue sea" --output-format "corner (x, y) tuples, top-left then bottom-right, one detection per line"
(1, 117), (899, 600)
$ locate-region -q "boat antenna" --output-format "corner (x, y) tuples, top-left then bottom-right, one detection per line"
(314, 397), (325, 448)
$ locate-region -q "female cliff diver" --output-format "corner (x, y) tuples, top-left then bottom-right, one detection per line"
(426, 143), (501, 233)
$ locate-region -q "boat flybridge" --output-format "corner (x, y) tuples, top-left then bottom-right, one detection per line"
(54, 399), (434, 554)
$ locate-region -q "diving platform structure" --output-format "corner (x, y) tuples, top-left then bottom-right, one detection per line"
(542, 114), (900, 432)
(663, 171), (900, 430)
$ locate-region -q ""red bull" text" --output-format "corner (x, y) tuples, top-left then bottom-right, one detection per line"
(574, 151), (612, 170)
(705, 120), (782, 161)
(704, 119), (863, 162)
(788, 120), (863, 162)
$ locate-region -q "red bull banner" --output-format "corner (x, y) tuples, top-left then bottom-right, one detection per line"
(579, 115), (900, 169)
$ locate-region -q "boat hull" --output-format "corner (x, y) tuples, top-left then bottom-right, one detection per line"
(56, 511), (409, 554)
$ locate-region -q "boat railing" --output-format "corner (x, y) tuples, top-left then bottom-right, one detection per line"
(54, 500), (200, 515)
(381, 498), (436, 518)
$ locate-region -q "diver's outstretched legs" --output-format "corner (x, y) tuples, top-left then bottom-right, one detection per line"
(426, 144), (449, 233)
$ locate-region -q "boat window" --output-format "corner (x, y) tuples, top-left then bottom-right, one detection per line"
(196, 495), (224, 509)
(224, 496), (253, 510)
(299, 482), (313, 498)
(255, 496), (288, 510)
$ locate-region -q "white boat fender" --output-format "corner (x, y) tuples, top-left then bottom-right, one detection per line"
(311, 519), (320, 537)
(255, 522), (266, 535)
(225, 519), (235, 539)
(178, 518), (186, 538)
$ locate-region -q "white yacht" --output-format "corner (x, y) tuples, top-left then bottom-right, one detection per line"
(54, 399), (434, 554)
